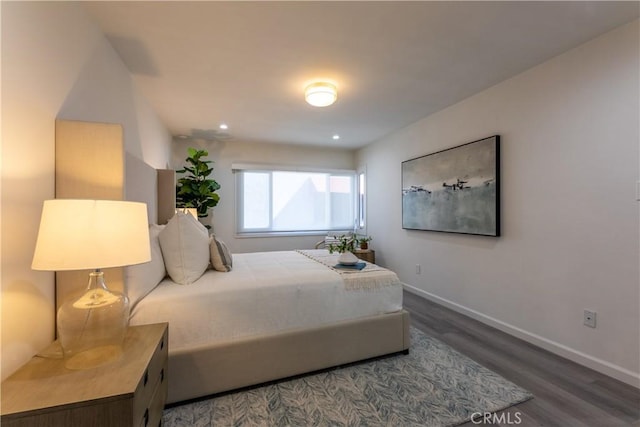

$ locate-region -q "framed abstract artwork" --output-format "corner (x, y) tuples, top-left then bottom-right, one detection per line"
(402, 135), (500, 236)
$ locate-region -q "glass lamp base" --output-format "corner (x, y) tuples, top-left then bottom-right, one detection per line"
(57, 271), (130, 369)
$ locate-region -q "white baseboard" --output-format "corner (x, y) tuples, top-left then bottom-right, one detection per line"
(403, 283), (640, 388)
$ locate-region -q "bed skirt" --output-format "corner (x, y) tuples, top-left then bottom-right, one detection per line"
(167, 309), (411, 404)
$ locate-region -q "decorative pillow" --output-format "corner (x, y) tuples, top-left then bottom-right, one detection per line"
(125, 224), (166, 310)
(210, 235), (233, 272)
(159, 212), (210, 284)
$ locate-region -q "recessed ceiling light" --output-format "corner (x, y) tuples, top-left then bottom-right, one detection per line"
(219, 123), (228, 130)
(332, 134), (340, 140)
(305, 82), (337, 107)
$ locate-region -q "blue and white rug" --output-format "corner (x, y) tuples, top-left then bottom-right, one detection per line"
(163, 328), (532, 426)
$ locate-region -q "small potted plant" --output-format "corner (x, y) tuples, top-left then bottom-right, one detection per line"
(356, 235), (372, 250)
(327, 234), (356, 254)
(327, 234), (359, 265)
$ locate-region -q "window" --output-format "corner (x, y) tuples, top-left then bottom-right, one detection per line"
(236, 167), (356, 235)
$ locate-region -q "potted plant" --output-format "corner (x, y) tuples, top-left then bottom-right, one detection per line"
(356, 235), (372, 250)
(327, 234), (356, 254)
(327, 234), (359, 265)
(176, 147), (221, 228)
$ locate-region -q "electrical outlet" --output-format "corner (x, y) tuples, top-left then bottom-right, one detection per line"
(636, 181), (640, 201)
(415, 264), (421, 274)
(584, 310), (597, 328)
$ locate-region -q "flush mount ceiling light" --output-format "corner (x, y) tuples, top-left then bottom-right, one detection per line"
(305, 82), (337, 107)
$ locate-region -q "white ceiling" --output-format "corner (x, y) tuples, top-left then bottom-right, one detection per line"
(83, 1), (638, 149)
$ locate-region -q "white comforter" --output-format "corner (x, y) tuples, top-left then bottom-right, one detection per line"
(130, 250), (403, 351)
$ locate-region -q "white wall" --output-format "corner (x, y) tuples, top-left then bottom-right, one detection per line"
(171, 140), (355, 253)
(357, 20), (639, 386)
(1, 2), (172, 380)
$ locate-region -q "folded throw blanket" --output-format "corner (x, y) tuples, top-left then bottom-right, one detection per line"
(297, 249), (402, 291)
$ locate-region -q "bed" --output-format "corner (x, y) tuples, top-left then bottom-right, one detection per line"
(121, 161), (410, 405)
(49, 127), (409, 405)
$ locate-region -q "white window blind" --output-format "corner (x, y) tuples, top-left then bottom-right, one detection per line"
(236, 166), (356, 235)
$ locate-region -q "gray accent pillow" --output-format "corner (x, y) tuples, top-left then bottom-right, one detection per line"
(210, 235), (233, 272)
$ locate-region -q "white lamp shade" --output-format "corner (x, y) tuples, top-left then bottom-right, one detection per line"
(32, 199), (151, 271)
(305, 82), (337, 107)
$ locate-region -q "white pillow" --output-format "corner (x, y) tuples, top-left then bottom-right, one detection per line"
(125, 224), (166, 310)
(158, 212), (210, 285)
(210, 235), (233, 272)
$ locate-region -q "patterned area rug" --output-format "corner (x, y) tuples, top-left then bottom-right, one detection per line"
(163, 328), (532, 426)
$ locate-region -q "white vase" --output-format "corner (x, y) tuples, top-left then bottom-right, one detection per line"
(338, 251), (359, 265)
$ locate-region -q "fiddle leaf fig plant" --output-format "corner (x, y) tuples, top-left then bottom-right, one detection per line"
(176, 147), (220, 227)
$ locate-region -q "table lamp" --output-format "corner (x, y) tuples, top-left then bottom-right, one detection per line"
(32, 199), (151, 369)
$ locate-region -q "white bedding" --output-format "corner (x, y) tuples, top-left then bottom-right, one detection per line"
(130, 250), (403, 351)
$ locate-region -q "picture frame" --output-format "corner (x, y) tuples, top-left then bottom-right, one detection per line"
(401, 135), (500, 236)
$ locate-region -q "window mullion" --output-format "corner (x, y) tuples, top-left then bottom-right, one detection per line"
(325, 174), (331, 230)
(268, 171), (274, 231)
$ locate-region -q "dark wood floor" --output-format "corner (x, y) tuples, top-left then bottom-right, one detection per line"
(403, 290), (640, 427)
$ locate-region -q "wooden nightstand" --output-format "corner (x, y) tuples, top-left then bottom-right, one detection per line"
(1, 323), (168, 427)
(354, 249), (375, 264)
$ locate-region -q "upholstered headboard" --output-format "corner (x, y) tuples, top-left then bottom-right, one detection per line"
(125, 153), (158, 225)
(54, 119), (175, 313)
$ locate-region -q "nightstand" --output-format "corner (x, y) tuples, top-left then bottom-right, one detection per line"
(1, 323), (168, 427)
(354, 249), (375, 264)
